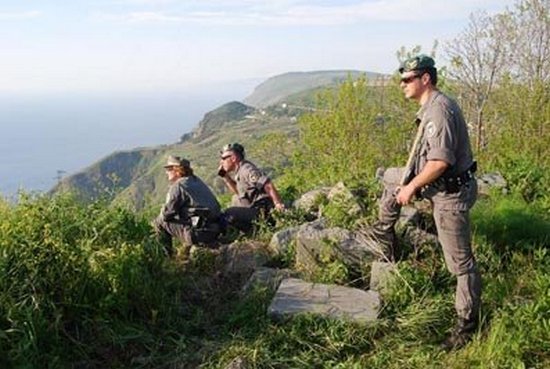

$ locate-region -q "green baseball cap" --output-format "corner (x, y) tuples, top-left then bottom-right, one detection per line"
(399, 54), (436, 73)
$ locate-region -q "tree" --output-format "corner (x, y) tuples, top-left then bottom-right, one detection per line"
(445, 11), (508, 152)
(509, 0), (550, 87)
(278, 75), (411, 192)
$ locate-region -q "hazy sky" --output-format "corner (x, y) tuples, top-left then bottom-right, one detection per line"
(2, 0), (517, 95)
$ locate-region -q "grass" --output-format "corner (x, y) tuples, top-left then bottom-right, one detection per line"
(0, 192), (548, 368)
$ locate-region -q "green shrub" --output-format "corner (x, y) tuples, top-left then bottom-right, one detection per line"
(0, 193), (183, 367)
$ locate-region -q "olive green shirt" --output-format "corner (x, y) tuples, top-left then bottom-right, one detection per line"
(235, 160), (271, 206)
(415, 90), (474, 178)
(161, 176), (221, 222)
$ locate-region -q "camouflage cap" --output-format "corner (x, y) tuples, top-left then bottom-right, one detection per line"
(163, 155), (190, 168)
(399, 54), (436, 73)
(220, 143), (245, 157)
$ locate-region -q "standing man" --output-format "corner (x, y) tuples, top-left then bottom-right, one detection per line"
(365, 55), (480, 350)
(153, 155), (221, 257)
(218, 143), (284, 232)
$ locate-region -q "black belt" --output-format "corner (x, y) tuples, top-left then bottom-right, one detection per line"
(434, 161), (477, 194)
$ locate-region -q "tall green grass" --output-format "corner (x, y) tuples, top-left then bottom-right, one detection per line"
(0, 193), (203, 368)
(1, 192), (548, 368)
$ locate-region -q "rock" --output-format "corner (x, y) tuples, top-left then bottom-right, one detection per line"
(477, 172), (508, 196)
(241, 267), (294, 294)
(402, 227), (438, 247)
(295, 221), (375, 273)
(293, 188), (331, 213)
(381, 167), (404, 186)
(268, 227), (299, 256)
(370, 261), (397, 294)
(223, 356), (249, 369)
(375, 167), (386, 181)
(268, 278), (380, 323)
(326, 181), (363, 217)
(397, 206), (420, 228)
(223, 241), (271, 275)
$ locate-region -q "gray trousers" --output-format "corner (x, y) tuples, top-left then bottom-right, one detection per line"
(224, 195), (273, 233)
(378, 167), (481, 321)
(152, 216), (219, 256)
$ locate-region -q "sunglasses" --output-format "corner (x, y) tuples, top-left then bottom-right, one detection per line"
(400, 74), (422, 84)
(221, 155), (232, 160)
(165, 166), (177, 171)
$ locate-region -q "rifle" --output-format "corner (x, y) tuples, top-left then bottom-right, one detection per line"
(400, 118), (426, 187)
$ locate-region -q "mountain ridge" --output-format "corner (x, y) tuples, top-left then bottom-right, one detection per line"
(54, 69), (383, 209)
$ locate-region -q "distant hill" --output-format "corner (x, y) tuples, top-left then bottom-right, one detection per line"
(180, 101), (256, 142)
(244, 70), (383, 108)
(53, 70), (382, 209)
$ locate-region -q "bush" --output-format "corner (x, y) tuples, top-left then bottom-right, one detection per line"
(0, 193), (182, 367)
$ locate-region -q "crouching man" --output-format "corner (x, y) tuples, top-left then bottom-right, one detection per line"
(153, 155), (221, 256)
(217, 143), (284, 232)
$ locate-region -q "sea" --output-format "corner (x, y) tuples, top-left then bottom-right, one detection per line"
(0, 80), (258, 200)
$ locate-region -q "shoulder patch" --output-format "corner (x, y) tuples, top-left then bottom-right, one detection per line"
(249, 173), (259, 182)
(426, 121), (436, 138)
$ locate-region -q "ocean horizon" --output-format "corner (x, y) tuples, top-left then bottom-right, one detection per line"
(1, 81), (259, 199)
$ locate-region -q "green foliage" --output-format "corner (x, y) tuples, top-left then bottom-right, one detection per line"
(3, 2), (550, 366)
(472, 194), (550, 249)
(312, 239), (350, 285)
(0, 192), (191, 368)
(479, 77), (550, 203)
(279, 75), (412, 193)
(2, 175), (550, 368)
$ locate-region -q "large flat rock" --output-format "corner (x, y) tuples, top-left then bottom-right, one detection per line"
(268, 278), (380, 324)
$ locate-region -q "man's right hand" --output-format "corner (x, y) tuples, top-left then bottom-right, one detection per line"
(217, 166), (227, 177)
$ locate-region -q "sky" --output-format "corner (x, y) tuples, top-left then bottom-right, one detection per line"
(1, 0), (518, 96)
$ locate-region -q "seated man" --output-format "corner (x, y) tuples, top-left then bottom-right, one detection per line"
(153, 155), (221, 256)
(217, 143), (284, 232)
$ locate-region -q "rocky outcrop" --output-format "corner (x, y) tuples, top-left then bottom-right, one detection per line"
(295, 221), (375, 274)
(222, 241), (271, 276)
(268, 226), (300, 256)
(293, 188), (331, 214)
(477, 172), (508, 196)
(241, 267), (294, 294)
(327, 181), (364, 217)
(268, 278), (380, 324)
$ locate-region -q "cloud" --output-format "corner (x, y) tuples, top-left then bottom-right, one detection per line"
(0, 10), (41, 21)
(96, 0), (512, 26)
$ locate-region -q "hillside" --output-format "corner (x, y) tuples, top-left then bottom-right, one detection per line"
(53, 70), (378, 209)
(243, 70), (383, 108)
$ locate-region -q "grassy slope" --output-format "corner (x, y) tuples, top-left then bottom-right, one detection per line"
(1, 192), (548, 368)
(244, 70), (382, 108)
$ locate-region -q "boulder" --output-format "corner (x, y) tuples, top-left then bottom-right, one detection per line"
(477, 172), (508, 196)
(223, 356), (249, 369)
(269, 226), (299, 256)
(295, 221), (375, 273)
(293, 188), (331, 213)
(222, 241), (271, 275)
(268, 278), (380, 323)
(402, 227), (438, 248)
(326, 181), (363, 217)
(241, 267), (294, 294)
(370, 261), (397, 294)
(397, 206), (420, 228)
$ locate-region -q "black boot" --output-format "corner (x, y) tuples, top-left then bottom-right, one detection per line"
(440, 317), (477, 351)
